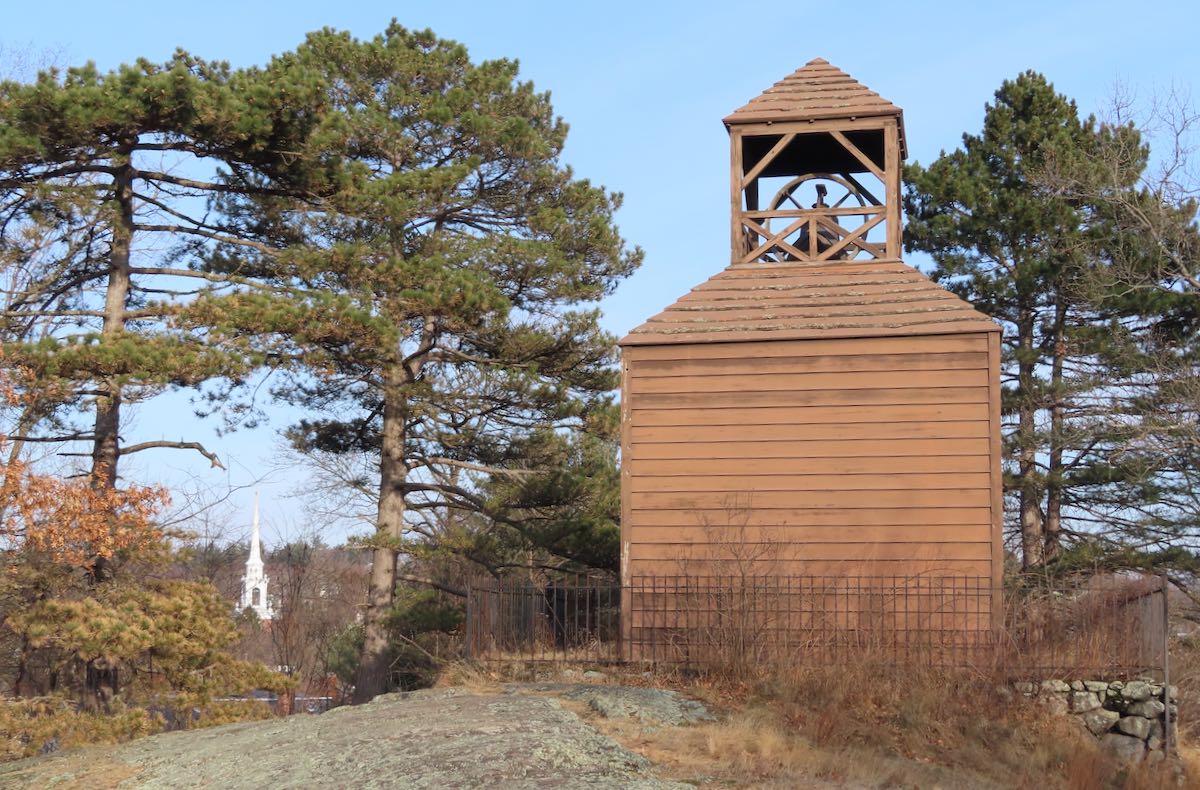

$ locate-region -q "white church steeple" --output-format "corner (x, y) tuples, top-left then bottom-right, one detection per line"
(239, 491), (273, 620)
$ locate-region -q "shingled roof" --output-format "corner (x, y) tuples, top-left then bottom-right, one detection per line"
(725, 58), (906, 156)
(620, 261), (999, 346)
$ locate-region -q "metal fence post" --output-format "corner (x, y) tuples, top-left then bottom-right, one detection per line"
(464, 579), (473, 661)
(1161, 573), (1172, 754)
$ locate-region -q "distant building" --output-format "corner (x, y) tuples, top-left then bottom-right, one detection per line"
(239, 492), (273, 621)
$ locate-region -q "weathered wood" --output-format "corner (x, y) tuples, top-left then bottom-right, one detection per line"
(619, 355), (632, 657)
(624, 324), (997, 346)
(987, 330), (1004, 627)
(741, 132), (797, 186)
(884, 119), (902, 258)
(741, 216), (809, 262)
(631, 489), (992, 510)
(631, 403), (989, 428)
(619, 63), (999, 634)
(628, 541), (993, 562)
(633, 437), (990, 460)
(744, 206), (883, 219)
(829, 129), (885, 179)
(628, 472), (993, 492)
(627, 351), (989, 378)
(631, 386), (990, 410)
(630, 419), (990, 442)
(730, 128), (744, 263)
(629, 506), (991, 526)
(627, 559), (992, 576)
(632, 455), (992, 475)
(814, 211), (886, 260)
(625, 334), (989, 361)
(630, 524), (993, 543)
(730, 117), (890, 137)
(629, 368), (988, 394)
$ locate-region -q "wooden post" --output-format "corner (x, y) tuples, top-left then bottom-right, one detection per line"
(730, 129), (744, 264)
(988, 331), (1004, 631)
(619, 351), (633, 662)
(884, 119), (902, 258)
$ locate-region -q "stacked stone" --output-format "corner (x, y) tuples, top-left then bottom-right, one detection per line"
(1015, 678), (1176, 764)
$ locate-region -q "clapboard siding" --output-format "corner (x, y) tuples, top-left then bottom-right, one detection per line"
(634, 438), (990, 460)
(630, 368), (987, 393)
(629, 352), (988, 378)
(634, 403), (986, 427)
(631, 524), (993, 543)
(628, 334), (988, 360)
(631, 489), (992, 510)
(629, 472), (992, 492)
(633, 456), (992, 475)
(628, 541), (993, 562)
(633, 387), (989, 410)
(632, 420), (989, 443)
(625, 559), (994, 577)
(621, 331), (999, 587)
(638, 507), (992, 526)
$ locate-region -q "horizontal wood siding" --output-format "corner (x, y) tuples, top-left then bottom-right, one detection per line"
(622, 333), (997, 586)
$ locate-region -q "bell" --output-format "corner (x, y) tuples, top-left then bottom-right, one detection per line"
(794, 184), (846, 260)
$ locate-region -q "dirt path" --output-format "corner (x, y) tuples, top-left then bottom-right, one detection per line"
(0, 687), (695, 789)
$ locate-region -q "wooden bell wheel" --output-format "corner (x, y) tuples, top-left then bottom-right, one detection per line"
(768, 172), (869, 213)
(763, 173), (872, 260)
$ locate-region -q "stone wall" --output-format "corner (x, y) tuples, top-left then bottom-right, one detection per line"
(1016, 678), (1176, 764)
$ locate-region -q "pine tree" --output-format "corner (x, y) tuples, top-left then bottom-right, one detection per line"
(0, 50), (332, 555)
(1035, 98), (1200, 564)
(904, 72), (1147, 568)
(199, 24), (641, 701)
(0, 47), (341, 710)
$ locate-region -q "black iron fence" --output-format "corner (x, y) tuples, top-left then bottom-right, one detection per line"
(465, 576), (622, 664)
(464, 573), (1168, 680)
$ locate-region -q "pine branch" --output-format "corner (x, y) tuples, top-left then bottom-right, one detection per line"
(132, 223), (276, 253)
(394, 574), (466, 598)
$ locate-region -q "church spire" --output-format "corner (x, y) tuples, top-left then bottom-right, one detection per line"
(248, 490), (263, 569)
(239, 490), (272, 620)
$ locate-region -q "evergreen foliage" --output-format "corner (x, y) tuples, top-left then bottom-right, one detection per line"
(198, 24), (640, 700)
(0, 48), (333, 506)
(905, 71), (1199, 570)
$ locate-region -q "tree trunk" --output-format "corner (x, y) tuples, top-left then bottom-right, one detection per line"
(352, 362), (408, 703)
(1016, 303), (1045, 569)
(84, 659), (119, 712)
(85, 149), (134, 707)
(11, 634), (30, 697)
(1044, 296), (1068, 562)
(91, 149), (134, 499)
(91, 151), (134, 489)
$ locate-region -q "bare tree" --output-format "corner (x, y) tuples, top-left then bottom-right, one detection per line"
(1037, 86), (1200, 561)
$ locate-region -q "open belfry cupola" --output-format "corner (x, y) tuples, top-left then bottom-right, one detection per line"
(726, 57), (905, 264)
(618, 60), (1003, 606)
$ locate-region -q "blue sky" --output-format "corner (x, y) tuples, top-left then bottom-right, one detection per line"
(3, 0), (1198, 544)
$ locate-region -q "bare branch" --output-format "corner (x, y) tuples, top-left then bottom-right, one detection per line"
(119, 440), (225, 469)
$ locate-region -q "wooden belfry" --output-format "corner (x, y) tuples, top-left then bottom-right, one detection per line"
(729, 58), (905, 265)
(619, 60), (1003, 635)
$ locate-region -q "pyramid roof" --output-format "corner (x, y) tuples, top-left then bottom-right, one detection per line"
(725, 58), (906, 156)
(620, 260), (998, 347)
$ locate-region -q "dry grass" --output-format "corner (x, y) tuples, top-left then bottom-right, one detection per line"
(439, 638), (1200, 788)
(562, 658), (1194, 789)
(432, 660), (505, 693)
(1170, 635), (1200, 746)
